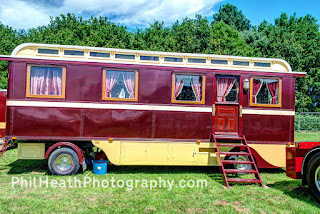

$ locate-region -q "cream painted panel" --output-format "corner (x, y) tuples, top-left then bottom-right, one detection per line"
(92, 141), (121, 165)
(146, 143), (168, 162)
(171, 144), (196, 162)
(122, 143), (147, 162)
(249, 144), (286, 167)
(18, 143), (45, 159)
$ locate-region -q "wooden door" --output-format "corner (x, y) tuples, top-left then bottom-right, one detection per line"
(215, 105), (238, 135)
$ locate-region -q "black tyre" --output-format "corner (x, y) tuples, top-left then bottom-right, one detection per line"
(306, 153), (320, 202)
(48, 147), (80, 175)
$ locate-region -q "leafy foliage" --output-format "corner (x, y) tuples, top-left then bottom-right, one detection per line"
(0, 4), (319, 111)
(213, 3), (251, 31)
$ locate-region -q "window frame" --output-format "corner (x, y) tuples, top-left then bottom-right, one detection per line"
(171, 73), (206, 104)
(249, 76), (282, 107)
(26, 64), (66, 98)
(215, 76), (239, 104)
(102, 68), (139, 101)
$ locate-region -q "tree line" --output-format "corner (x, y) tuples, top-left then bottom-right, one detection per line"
(0, 3), (319, 112)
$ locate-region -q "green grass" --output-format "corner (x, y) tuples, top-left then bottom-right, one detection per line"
(295, 131), (320, 142)
(1, 133), (320, 213)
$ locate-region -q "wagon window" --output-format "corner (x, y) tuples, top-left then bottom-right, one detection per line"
(250, 77), (281, 107)
(102, 69), (138, 101)
(216, 76), (238, 102)
(172, 74), (205, 104)
(26, 65), (66, 98)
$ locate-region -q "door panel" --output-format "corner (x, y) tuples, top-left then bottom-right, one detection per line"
(215, 105), (238, 134)
(216, 118), (225, 132)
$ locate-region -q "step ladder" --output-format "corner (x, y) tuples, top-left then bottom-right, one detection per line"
(213, 135), (264, 188)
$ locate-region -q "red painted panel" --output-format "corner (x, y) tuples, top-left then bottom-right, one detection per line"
(66, 65), (102, 102)
(298, 141), (320, 149)
(243, 115), (291, 142)
(139, 69), (171, 104)
(228, 118), (236, 132)
(286, 147), (300, 179)
(0, 91), (6, 122)
(296, 157), (303, 172)
(0, 129), (5, 138)
(216, 118), (225, 132)
(6, 107), (12, 136)
(83, 109), (153, 138)
(154, 111), (211, 139)
(12, 107), (81, 137)
(11, 62), (26, 100)
(215, 105), (238, 134)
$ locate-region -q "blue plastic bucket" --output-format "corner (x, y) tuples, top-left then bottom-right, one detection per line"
(92, 160), (108, 175)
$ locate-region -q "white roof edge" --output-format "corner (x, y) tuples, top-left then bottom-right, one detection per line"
(12, 43), (293, 72)
(292, 71), (307, 75)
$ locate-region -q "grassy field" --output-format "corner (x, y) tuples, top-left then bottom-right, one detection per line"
(0, 132), (320, 213)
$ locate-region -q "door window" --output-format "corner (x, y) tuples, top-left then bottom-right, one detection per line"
(216, 76), (238, 102)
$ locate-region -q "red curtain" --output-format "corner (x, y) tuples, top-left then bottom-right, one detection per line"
(252, 79), (262, 103)
(267, 81), (279, 104)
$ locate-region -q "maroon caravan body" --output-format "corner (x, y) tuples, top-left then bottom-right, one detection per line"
(0, 43), (305, 176)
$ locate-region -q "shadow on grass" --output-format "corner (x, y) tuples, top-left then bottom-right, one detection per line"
(6, 159), (49, 175)
(268, 180), (320, 207)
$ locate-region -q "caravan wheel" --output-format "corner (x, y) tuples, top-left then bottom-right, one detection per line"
(306, 153), (320, 202)
(48, 147), (80, 175)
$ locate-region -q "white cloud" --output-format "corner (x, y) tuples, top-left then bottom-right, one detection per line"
(0, 0), (50, 29)
(0, 0), (223, 29)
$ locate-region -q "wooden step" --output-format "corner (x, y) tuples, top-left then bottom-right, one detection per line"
(224, 169), (258, 174)
(219, 152), (250, 156)
(222, 160), (254, 165)
(214, 136), (244, 140)
(216, 144), (247, 147)
(227, 178), (262, 183)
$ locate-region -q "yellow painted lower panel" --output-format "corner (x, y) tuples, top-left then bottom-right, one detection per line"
(91, 140), (286, 167)
(249, 144), (286, 167)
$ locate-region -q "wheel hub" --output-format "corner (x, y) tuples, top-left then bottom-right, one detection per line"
(55, 154), (73, 172)
(234, 155), (249, 170)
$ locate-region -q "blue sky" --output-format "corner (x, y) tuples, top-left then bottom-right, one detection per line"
(0, 0), (319, 30)
(218, 0), (320, 26)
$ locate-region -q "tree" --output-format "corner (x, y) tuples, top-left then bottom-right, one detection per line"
(257, 13), (320, 112)
(211, 21), (253, 56)
(0, 23), (20, 89)
(133, 21), (174, 51)
(213, 3), (251, 31)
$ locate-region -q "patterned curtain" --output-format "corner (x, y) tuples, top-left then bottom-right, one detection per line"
(105, 71), (120, 98)
(217, 77), (235, 102)
(191, 78), (202, 101)
(123, 72), (135, 98)
(174, 77), (184, 99)
(30, 67), (62, 95)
